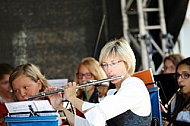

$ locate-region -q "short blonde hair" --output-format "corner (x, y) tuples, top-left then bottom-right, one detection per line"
(99, 38), (136, 75)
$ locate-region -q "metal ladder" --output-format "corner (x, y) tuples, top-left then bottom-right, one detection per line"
(121, 0), (173, 74)
(137, 0), (169, 74)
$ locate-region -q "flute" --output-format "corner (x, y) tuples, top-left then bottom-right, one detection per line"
(28, 75), (123, 100)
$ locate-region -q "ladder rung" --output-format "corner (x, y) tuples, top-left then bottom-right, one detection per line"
(145, 25), (161, 30)
(143, 8), (159, 12)
(127, 11), (137, 15)
(128, 28), (139, 32)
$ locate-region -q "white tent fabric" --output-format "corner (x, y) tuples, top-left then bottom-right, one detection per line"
(178, 0), (190, 58)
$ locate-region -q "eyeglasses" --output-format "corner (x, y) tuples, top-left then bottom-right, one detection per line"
(100, 60), (124, 70)
(76, 73), (93, 79)
(163, 66), (175, 72)
(175, 72), (190, 79)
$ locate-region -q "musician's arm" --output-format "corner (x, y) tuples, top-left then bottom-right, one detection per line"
(56, 104), (91, 126)
(47, 86), (92, 125)
(64, 82), (94, 113)
(67, 96), (86, 113)
(55, 104), (75, 125)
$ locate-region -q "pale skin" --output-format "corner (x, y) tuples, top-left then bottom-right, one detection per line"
(77, 64), (95, 101)
(101, 56), (130, 90)
(163, 59), (176, 74)
(48, 82), (93, 125)
(11, 74), (42, 101)
(177, 64), (190, 98)
(47, 85), (79, 125)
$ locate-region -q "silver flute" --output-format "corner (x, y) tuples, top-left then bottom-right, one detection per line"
(28, 75), (123, 100)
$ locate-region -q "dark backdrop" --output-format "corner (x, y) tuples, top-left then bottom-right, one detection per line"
(0, 0), (123, 80)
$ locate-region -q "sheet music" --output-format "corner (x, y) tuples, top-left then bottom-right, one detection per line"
(47, 79), (68, 88)
(5, 100), (55, 113)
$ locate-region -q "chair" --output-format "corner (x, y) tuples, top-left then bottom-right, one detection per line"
(133, 68), (163, 126)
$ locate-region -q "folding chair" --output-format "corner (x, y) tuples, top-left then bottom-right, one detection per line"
(133, 68), (163, 126)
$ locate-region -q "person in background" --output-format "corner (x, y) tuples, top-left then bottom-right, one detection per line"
(0, 63), (14, 103)
(0, 63), (14, 126)
(49, 38), (152, 126)
(74, 57), (108, 103)
(163, 53), (184, 74)
(161, 53), (185, 118)
(9, 63), (49, 101)
(165, 57), (190, 126)
(9, 63), (68, 126)
(74, 57), (108, 118)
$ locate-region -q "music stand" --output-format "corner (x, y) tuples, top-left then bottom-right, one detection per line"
(153, 73), (178, 107)
(4, 100), (59, 126)
(5, 115), (58, 126)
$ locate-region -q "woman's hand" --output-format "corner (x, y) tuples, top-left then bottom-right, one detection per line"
(46, 87), (63, 110)
(64, 82), (77, 101)
(64, 82), (85, 113)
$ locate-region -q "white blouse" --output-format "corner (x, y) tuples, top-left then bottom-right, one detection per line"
(74, 77), (151, 126)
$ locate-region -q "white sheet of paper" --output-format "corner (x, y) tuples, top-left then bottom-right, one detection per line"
(5, 100), (54, 113)
(47, 79), (68, 88)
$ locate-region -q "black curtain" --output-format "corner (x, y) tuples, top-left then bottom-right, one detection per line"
(148, 0), (189, 69)
(148, 0), (189, 44)
(164, 0), (189, 43)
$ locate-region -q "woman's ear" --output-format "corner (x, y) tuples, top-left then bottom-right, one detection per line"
(37, 79), (43, 91)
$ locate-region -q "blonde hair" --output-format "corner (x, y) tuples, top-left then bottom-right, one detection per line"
(9, 63), (49, 92)
(99, 38), (136, 75)
(74, 57), (108, 97)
